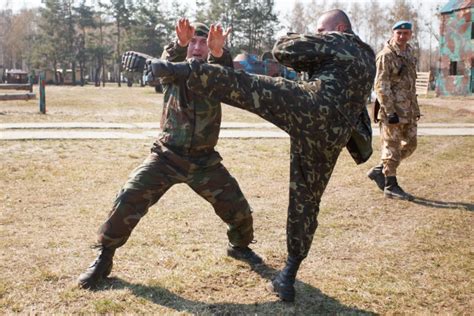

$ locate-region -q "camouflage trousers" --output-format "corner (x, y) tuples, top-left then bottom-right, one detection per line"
(187, 63), (353, 260)
(379, 121), (417, 177)
(97, 149), (254, 249)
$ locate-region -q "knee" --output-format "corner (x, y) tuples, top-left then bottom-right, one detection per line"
(112, 188), (151, 217)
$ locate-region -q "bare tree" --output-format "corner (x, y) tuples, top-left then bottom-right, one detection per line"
(0, 9), (37, 71)
(326, 0), (345, 11)
(286, 0), (307, 34)
(349, 1), (363, 35)
(365, 0), (388, 51)
(305, 0), (327, 33)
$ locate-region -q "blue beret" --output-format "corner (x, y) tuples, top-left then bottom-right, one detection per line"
(392, 21), (412, 30)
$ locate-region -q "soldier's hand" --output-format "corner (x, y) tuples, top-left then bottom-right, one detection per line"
(208, 23), (231, 58)
(122, 51), (152, 73)
(176, 18), (195, 47)
(387, 112), (399, 124)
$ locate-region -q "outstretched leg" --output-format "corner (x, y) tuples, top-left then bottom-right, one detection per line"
(147, 58), (335, 138)
(187, 62), (329, 137)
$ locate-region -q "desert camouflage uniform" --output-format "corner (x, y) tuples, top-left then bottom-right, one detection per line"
(97, 42), (254, 249)
(375, 39), (420, 177)
(186, 31), (376, 259)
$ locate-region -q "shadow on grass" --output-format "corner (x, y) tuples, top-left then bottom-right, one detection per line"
(411, 196), (474, 211)
(99, 262), (375, 314)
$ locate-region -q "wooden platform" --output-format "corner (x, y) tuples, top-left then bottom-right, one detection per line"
(0, 93), (36, 101)
(0, 83), (32, 91)
(416, 72), (431, 97)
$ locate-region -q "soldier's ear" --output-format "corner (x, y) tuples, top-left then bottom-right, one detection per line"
(335, 24), (347, 32)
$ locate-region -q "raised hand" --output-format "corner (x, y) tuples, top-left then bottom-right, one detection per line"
(176, 18), (195, 47)
(208, 23), (231, 58)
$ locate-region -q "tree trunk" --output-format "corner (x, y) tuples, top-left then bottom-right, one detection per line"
(72, 61), (76, 86)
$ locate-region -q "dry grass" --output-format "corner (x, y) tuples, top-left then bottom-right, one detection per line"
(0, 86), (473, 314)
(0, 84), (265, 123)
(0, 84), (472, 123)
(0, 136), (472, 314)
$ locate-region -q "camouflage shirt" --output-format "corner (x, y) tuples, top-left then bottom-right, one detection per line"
(272, 31), (376, 128)
(153, 41), (233, 160)
(375, 39), (420, 123)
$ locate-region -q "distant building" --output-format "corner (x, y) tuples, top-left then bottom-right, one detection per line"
(61, 69), (81, 85)
(5, 69), (29, 84)
(436, 0), (473, 96)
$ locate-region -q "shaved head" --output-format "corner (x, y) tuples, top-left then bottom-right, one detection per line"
(316, 9), (352, 34)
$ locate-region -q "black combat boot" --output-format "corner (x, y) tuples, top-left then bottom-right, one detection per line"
(148, 59), (192, 80)
(384, 176), (414, 201)
(77, 247), (115, 289)
(267, 256), (302, 302)
(227, 244), (263, 265)
(367, 163), (385, 191)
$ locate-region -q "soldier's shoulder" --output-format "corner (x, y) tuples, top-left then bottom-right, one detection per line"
(376, 46), (396, 60)
(377, 44), (393, 56)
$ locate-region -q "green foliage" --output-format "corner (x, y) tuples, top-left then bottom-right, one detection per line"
(201, 0), (280, 55)
(127, 0), (173, 57)
(1, 0), (279, 79)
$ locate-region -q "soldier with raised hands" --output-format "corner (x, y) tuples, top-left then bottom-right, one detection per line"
(77, 19), (262, 290)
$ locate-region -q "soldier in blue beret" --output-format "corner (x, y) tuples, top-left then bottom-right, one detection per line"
(368, 19), (420, 200)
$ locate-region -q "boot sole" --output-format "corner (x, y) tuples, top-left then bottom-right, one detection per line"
(77, 262), (113, 290)
(77, 273), (109, 290)
(266, 281), (295, 302)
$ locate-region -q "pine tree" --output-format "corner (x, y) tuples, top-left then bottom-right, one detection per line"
(74, 0), (95, 85)
(37, 0), (64, 84)
(101, 0), (134, 86)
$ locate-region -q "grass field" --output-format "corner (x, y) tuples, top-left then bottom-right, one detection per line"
(0, 84), (473, 123)
(0, 85), (473, 314)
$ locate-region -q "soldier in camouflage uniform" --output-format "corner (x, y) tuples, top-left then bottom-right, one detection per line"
(77, 19), (262, 290)
(144, 10), (376, 302)
(367, 21), (420, 201)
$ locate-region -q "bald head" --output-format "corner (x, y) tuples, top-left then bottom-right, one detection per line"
(316, 9), (352, 34)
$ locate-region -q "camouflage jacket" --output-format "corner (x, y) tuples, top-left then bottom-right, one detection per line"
(153, 41), (233, 160)
(375, 39), (420, 123)
(272, 31), (376, 128)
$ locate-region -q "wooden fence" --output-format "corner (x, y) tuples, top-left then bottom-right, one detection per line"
(0, 83), (36, 101)
(416, 72), (431, 97)
(0, 74), (46, 113)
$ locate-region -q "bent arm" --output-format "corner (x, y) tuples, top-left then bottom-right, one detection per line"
(272, 33), (345, 72)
